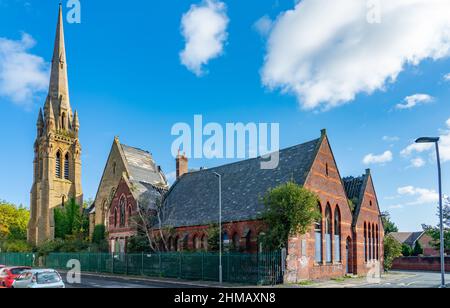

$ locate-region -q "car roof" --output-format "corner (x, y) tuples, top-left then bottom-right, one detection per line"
(26, 269), (59, 274)
(4, 266), (32, 270)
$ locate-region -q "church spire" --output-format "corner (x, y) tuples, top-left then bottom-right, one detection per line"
(48, 3), (71, 124)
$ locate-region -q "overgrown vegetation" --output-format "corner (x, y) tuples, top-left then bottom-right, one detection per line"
(384, 235), (402, 271)
(0, 201), (32, 252)
(423, 197), (450, 253)
(260, 182), (321, 250)
(381, 211), (398, 235)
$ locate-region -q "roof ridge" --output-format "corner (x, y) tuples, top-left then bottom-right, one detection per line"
(184, 138), (321, 176)
(121, 143), (152, 155)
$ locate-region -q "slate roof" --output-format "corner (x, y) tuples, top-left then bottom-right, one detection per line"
(162, 138), (322, 228)
(389, 232), (425, 247)
(343, 176), (365, 202)
(121, 144), (168, 187)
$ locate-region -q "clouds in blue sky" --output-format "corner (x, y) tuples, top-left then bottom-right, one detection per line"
(180, 0), (229, 76)
(261, 0), (450, 110)
(0, 33), (49, 107)
(363, 150), (393, 165)
(395, 94), (434, 110)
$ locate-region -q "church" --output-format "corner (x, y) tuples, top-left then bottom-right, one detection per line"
(28, 5), (83, 246)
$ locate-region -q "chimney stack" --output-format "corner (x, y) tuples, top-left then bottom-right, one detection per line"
(176, 151), (188, 179)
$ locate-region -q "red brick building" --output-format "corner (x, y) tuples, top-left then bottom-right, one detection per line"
(155, 130), (384, 282)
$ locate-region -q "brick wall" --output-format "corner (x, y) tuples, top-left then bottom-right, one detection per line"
(392, 257), (450, 272)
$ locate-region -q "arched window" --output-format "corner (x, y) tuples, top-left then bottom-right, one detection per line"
(334, 206), (341, 262)
(114, 208), (118, 228)
(315, 204), (323, 263)
(232, 233), (240, 251)
(368, 223), (372, 261)
(376, 225), (379, 260)
(245, 231), (252, 252)
(325, 204), (332, 263)
(223, 232), (230, 251)
(174, 236), (180, 252)
(192, 235), (198, 250)
(113, 162), (117, 175)
(55, 151), (61, 178)
(364, 222), (368, 262)
(64, 153), (70, 180)
(127, 206), (132, 226)
(119, 196), (126, 227)
(372, 224), (375, 261)
(325, 163), (329, 177)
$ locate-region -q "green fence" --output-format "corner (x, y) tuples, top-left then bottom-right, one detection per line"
(0, 253), (35, 267)
(0, 251), (284, 285)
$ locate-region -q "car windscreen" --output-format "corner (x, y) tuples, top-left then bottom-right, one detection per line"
(36, 272), (61, 284)
(10, 268), (30, 275)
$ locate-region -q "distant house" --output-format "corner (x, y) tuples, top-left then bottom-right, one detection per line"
(389, 232), (438, 256)
(158, 130), (384, 282)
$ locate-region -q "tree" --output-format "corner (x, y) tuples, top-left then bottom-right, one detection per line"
(381, 211), (398, 235)
(261, 182), (321, 250)
(130, 186), (175, 253)
(90, 225), (109, 252)
(0, 201), (30, 241)
(423, 196), (450, 253)
(401, 244), (412, 257)
(206, 224), (220, 252)
(412, 241), (423, 256)
(54, 198), (89, 240)
(384, 235), (402, 271)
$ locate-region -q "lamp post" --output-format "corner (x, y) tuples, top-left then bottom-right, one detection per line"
(416, 137), (446, 288)
(213, 172), (223, 284)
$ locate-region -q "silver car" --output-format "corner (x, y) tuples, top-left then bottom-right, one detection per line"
(12, 269), (65, 289)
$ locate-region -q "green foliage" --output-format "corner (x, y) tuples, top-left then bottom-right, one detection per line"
(384, 236), (402, 271)
(127, 233), (152, 253)
(36, 237), (90, 257)
(207, 224), (220, 252)
(261, 182), (320, 250)
(425, 227), (450, 253)
(401, 244), (412, 257)
(90, 225), (109, 253)
(0, 240), (32, 253)
(381, 211), (399, 235)
(0, 201), (30, 241)
(412, 241), (423, 256)
(54, 198), (89, 240)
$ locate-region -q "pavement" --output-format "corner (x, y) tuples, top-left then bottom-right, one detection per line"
(57, 270), (450, 288)
(285, 271), (450, 288)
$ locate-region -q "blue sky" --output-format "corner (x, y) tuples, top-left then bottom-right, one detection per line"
(0, 0), (449, 231)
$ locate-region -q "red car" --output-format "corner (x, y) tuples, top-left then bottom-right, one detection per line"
(0, 267), (32, 288)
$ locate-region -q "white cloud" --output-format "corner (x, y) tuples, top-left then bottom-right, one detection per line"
(363, 151), (393, 165)
(397, 186), (439, 205)
(261, 0), (450, 110)
(410, 158), (425, 168)
(180, 0), (229, 76)
(254, 15), (273, 37)
(395, 94), (434, 110)
(444, 73), (450, 81)
(401, 118), (450, 162)
(0, 33), (49, 106)
(382, 136), (399, 142)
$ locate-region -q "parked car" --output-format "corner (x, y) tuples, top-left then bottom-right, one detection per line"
(0, 266), (32, 288)
(12, 269), (65, 289)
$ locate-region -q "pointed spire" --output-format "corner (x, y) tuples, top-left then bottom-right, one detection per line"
(48, 4), (71, 118)
(37, 108), (44, 127)
(73, 110), (79, 131)
(47, 98), (55, 131)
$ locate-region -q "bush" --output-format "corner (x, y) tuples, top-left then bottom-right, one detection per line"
(412, 241), (423, 256)
(402, 244), (412, 257)
(261, 182), (320, 250)
(0, 240), (32, 253)
(384, 236), (402, 270)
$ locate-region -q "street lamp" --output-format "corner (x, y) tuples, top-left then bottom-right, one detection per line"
(416, 137), (446, 288)
(213, 172), (223, 284)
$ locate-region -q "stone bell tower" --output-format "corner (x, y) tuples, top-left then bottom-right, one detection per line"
(28, 4), (83, 246)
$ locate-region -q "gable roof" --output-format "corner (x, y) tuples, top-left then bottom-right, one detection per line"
(389, 232), (425, 247)
(121, 144), (168, 187)
(162, 137), (322, 228)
